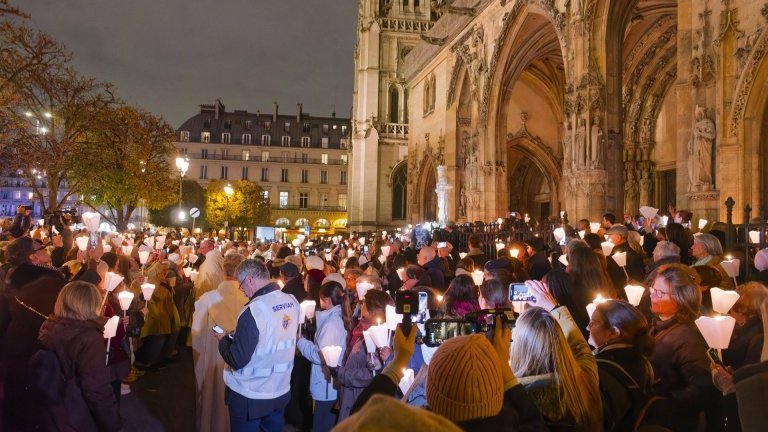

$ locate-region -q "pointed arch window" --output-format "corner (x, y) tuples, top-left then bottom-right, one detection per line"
(392, 163), (408, 220)
(389, 86), (400, 123)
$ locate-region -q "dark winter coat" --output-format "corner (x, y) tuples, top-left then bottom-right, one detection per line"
(595, 344), (654, 432)
(38, 317), (121, 432)
(282, 276), (306, 302)
(422, 256), (446, 291)
(607, 242), (645, 298)
(649, 317), (719, 429)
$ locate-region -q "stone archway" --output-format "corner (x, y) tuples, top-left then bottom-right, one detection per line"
(420, 160), (437, 222)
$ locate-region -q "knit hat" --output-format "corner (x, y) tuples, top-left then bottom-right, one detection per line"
(755, 248), (768, 272)
(426, 334), (504, 423)
(321, 272), (347, 290)
(334, 394), (461, 432)
(305, 255), (324, 271)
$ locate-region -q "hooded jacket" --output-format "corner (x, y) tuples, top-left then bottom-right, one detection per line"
(38, 317), (121, 432)
(297, 304), (348, 401)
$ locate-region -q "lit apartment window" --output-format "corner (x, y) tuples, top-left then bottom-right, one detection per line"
(261, 134), (271, 145)
(242, 133), (252, 145)
(301, 169), (308, 183)
(199, 165), (208, 179)
(340, 170), (347, 185)
(281, 168), (289, 182)
(202, 132), (210, 143)
(321, 154), (328, 164)
(261, 167), (269, 181)
(220, 166), (228, 180)
(281, 135), (291, 147)
(242, 167), (248, 180)
(261, 151), (269, 162)
(320, 170), (328, 184)
(299, 192), (309, 209)
(27, 192), (33, 200)
(261, 190), (269, 200)
(321, 137), (329, 148)
(221, 132), (230, 144)
(338, 193), (347, 209)
(14, 191), (21, 199)
(202, 149), (209, 159)
(301, 137), (310, 148)
(341, 154), (348, 164)
(319, 192), (328, 207)
(341, 125), (348, 135)
(180, 131), (190, 142)
(242, 150), (250, 161)
(279, 191), (288, 208)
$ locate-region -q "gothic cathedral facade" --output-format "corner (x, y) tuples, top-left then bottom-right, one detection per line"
(351, 0), (768, 229)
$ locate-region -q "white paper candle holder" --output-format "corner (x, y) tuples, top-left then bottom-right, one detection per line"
(321, 345), (343, 368)
(695, 315), (736, 349)
(710, 287), (740, 315)
(624, 285), (645, 306)
(117, 291), (134, 311)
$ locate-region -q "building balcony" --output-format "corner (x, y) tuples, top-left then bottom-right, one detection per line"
(186, 153), (348, 165)
(377, 123), (409, 139)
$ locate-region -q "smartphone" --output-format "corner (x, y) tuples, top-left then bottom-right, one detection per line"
(417, 291), (428, 324)
(423, 319), (479, 347)
(509, 283), (536, 303)
(364, 245), (369, 252)
(707, 348), (725, 367)
(436, 242), (447, 248)
(212, 325), (225, 334)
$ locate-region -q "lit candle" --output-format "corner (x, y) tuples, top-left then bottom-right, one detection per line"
(471, 270), (484, 286)
(624, 285), (645, 306)
(510, 248), (520, 258)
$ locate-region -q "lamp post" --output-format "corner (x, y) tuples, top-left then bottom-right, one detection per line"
(175, 156), (189, 228)
(224, 183), (234, 239)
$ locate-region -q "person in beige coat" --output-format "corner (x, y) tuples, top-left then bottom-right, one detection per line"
(191, 253), (246, 432)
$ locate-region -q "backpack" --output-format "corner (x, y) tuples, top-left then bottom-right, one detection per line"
(597, 358), (657, 432)
(26, 345), (69, 406)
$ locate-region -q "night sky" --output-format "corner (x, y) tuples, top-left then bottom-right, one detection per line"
(18, 0), (357, 127)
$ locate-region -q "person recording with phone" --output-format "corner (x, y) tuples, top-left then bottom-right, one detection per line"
(343, 315), (547, 430)
(512, 279), (602, 430)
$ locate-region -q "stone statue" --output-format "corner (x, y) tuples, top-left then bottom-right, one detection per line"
(435, 165), (453, 226)
(562, 119), (572, 169)
(639, 170), (652, 207)
(624, 168), (639, 215)
(575, 118), (586, 168)
(687, 105), (715, 191)
(459, 185), (467, 217)
(590, 117), (603, 168)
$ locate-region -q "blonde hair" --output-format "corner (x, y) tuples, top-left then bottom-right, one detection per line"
(54, 281), (102, 321)
(510, 307), (601, 430)
(733, 282), (768, 320)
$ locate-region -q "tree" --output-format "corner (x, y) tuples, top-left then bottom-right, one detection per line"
(149, 179), (207, 229)
(205, 180), (270, 233)
(74, 105), (177, 230)
(0, 18), (117, 214)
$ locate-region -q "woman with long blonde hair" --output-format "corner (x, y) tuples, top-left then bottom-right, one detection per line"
(511, 280), (602, 431)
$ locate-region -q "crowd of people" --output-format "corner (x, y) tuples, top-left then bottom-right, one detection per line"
(0, 205), (767, 432)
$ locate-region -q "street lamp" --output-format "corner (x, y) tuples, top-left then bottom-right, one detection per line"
(224, 183), (234, 239)
(175, 156), (189, 226)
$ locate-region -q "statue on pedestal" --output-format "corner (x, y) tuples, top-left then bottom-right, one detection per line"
(435, 165), (453, 226)
(575, 118), (587, 168)
(590, 117), (603, 169)
(687, 105), (715, 191)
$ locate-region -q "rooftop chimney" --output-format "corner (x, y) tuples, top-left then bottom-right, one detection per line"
(297, 103), (303, 123)
(273, 102), (278, 122)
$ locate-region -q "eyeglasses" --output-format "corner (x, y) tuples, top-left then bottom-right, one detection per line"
(649, 286), (671, 298)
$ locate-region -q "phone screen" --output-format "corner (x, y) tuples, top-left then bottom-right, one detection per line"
(509, 283), (535, 302)
(212, 325), (224, 334)
(424, 319), (478, 347)
(415, 291), (428, 324)
(437, 242), (447, 248)
(707, 348), (724, 367)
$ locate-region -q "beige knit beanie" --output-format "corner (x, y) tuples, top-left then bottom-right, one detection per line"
(426, 334), (504, 423)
